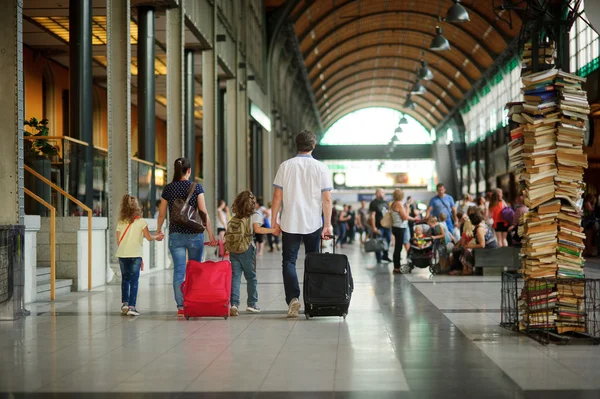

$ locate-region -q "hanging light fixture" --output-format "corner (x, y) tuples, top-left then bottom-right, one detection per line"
(391, 134), (399, 143)
(445, 0), (470, 23)
(399, 115), (408, 125)
(395, 126), (403, 134)
(404, 97), (416, 109)
(430, 26), (450, 51)
(418, 60), (434, 81)
(411, 80), (427, 95)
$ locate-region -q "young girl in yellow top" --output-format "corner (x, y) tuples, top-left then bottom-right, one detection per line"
(116, 195), (164, 316)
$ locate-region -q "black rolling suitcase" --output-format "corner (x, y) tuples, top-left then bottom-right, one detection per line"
(303, 235), (353, 320)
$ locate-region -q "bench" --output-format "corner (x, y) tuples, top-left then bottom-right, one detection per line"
(473, 247), (520, 275)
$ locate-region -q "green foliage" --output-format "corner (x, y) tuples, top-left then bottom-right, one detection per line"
(24, 117), (58, 158)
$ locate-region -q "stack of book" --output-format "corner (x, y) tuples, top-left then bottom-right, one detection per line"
(508, 65), (589, 334)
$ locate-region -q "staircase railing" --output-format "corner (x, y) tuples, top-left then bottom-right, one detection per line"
(23, 188), (56, 300)
(24, 165), (93, 292)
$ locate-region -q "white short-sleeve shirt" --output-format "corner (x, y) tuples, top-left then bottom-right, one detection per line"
(273, 154), (333, 235)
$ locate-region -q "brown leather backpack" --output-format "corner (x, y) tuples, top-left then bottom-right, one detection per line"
(170, 182), (206, 233)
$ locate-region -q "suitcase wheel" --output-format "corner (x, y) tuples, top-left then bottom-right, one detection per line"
(224, 316), (228, 320)
(185, 316), (190, 320)
(342, 313), (347, 320)
(305, 313), (310, 320)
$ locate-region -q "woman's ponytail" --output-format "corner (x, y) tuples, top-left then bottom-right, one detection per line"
(172, 157), (191, 182)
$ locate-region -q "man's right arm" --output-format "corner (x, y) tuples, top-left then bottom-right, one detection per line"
(425, 199), (433, 219)
(321, 190), (333, 238)
(271, 188), (283, 230)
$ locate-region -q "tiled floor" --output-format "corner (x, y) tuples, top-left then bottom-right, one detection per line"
(1, 241), (600, 398)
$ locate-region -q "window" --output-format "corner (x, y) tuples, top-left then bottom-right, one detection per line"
(460, 58), (522, 145)
(320, 107), (432, 145)
(569, 0), (600, 76)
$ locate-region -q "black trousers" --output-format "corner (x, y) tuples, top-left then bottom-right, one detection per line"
(392, 226), (406, 270)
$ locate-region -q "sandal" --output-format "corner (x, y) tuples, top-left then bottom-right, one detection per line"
(393, 268), (402, 274)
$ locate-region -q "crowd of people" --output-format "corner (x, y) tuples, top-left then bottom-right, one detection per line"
(114, 128), (536, 318)
(329, 184), (529, 276)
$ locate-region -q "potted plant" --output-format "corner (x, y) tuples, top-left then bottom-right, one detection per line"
(24, 117), (58, 216)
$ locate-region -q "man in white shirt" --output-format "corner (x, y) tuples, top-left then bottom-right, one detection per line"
(271, 130), (333, 318)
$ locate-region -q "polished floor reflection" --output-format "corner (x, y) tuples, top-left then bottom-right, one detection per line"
(1, 242), (600, 398)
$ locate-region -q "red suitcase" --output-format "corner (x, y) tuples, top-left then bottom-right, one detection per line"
(180, 259), (232, 320)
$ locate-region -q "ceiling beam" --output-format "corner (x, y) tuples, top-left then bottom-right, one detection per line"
(323, 95), (440, 128)
(308, 43), (478, 86)
(313, 144), (433, 160)
(316, 74), (455, 110)
(323, 91), (442, 126)
(305, 27), (489, 73)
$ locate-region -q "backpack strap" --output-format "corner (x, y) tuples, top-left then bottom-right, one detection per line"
(118, 216), (140, 246)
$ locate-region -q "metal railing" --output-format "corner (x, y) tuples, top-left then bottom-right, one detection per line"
(24, 164), (93, 292)
(23, 188), (56, 300)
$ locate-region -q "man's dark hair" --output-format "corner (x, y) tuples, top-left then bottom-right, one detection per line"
(436, 183), (445, 190)
(295, 130), (317, 152)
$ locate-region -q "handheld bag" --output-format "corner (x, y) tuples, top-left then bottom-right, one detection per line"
(180, 259), (232, 319)
(303, 235), (353, 320)
(364, 235), (388, 253)
(171, 182), (206, 233)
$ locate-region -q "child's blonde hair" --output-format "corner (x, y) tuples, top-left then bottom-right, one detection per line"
(439, 213), (447, 222)
(119, 194), (142, 223)
(415, 225), (423, 234)
(427, 216), (438, 224)
(463, 218), (474, 238)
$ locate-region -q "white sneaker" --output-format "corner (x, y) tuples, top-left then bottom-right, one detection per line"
(121, 304), (129, 315)
(287, 298), (301, 318)
(127, 308), (140, 316)
(230, 305), (239, 316)
(246, 305), (261, 313)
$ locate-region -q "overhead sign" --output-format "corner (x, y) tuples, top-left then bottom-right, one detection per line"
(250, 103), (272, 132)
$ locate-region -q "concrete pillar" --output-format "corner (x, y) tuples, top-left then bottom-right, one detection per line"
(166, 4), (184, 177)
(184, 50), (195, 174)
(261, 122), (273, 202)
(226, 79), (238, 202)
(137, 6), (156, 215)
(0, 0), (24, 225)
(237, 78), (248, 191)
(69, 0), (94, 209)
(106, 0), (132, 282)
(202, 48), (218, 224)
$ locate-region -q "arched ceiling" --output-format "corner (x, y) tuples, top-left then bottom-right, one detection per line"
(283, 0), (522, 131)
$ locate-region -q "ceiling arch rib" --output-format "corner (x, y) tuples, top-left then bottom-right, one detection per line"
(318, 81), (450, 117)
(323, 94), (441, 127)
(324, 102), (434, 131)
(316, 63), (460, 105)
(293, 0), (511, 52)
(303, 18), (495, 69)
(308, 42), (478, 87)
(316, 75), (454, 111)
(320, 87), (446, 123)
(305, 29), (484, 79)
(313, 52), (470, 99)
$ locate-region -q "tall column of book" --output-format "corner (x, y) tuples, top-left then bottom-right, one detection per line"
(507, 63), (590, 335)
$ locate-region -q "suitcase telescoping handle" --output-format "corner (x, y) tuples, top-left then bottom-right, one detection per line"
(321, 234), (336, 254)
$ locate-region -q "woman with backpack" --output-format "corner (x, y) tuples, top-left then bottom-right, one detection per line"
(225, 190), (280, 316)
(489, 188), (509, 247)
(156, 157), (218, 317)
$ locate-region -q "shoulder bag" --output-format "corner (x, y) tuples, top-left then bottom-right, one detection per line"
(380, 202), (393, 229)
(171, 182), (206, 233)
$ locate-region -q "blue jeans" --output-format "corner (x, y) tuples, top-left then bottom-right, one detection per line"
(375, 227), (392, 263)
(230, 245), (258, 307)
(168, 232), (204, 308)
(119, 257), (142, 308)
(281, 228), (322, 304)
